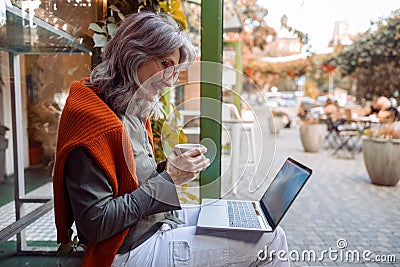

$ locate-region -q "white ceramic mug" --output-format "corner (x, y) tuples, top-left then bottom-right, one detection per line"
(174, 143), (206, 155)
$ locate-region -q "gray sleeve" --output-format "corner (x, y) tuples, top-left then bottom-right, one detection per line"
(64, 147), (181, 243)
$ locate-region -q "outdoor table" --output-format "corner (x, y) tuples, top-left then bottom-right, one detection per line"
(332, 130), (362, 157)
(332, 121), (367, 157)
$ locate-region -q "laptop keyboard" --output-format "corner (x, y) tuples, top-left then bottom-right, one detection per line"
(227, 201), (261, 229)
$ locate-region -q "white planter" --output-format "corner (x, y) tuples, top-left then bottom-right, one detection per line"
(268, 116), (283, 134)
(362, 138), (400, 186)
(299, 123), (326, 152)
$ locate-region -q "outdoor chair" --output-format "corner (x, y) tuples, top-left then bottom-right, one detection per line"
(323, 118), (342, 149)
(332, 123), (363, 158)
(222, 103), (257, 168)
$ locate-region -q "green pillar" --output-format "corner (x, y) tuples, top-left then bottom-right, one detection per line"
(200, 0), (223, 199)
(224, 41), (243, 111)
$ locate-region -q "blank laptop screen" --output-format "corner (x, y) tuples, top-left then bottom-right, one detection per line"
(260, 159), (311, 227)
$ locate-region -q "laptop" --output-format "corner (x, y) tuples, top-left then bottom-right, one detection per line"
(197, 157), (312, 232)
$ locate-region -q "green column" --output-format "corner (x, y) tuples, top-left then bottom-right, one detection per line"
(224, 41), (243, 111)
(200, 0), (223, 199)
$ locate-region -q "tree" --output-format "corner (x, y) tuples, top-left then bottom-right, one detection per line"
(326, 9), (400, 101)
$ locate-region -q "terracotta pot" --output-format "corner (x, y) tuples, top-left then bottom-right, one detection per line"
(299, 123), (326, 152)
(362, 138), (400, 186)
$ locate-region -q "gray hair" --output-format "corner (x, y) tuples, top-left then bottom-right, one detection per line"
(89, 11), (196, 114)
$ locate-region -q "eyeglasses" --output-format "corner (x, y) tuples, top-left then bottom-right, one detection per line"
(154, 58), (179, 83)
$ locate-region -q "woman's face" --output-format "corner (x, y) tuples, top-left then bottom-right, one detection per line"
(137, 49), (181, 101)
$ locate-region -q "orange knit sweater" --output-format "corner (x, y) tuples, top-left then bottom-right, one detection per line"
(53, 78), (154, 266)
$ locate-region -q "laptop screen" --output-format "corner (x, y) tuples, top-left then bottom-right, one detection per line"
(260, 158), (312, 228)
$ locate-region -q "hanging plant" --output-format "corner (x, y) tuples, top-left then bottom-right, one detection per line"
(89, 0), (188, 50)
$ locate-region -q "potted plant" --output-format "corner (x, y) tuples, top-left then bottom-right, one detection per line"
(362, 123), (400, 186)
(299, 117), (326, 152)
(268, 110), (286, 134)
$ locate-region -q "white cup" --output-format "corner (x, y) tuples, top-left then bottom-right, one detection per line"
(174, 143), (206, 155)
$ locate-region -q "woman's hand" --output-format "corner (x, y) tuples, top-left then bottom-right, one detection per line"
(165, 147), (210, 185)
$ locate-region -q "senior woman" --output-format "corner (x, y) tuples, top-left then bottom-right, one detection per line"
(53, 12), (289, 267)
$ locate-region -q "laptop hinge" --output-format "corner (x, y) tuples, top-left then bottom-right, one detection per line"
(259, 201), (276, 230)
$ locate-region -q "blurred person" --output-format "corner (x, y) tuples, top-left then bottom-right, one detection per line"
(297, 103), (308, 120)
(371, 96), (399, 122)
(324, 98), (339, 121)
(369, 96), (381, 115)
(322, 98), (346, 135)
(53, 12), (289, 267)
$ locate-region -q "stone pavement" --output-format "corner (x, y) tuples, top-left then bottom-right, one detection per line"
(220, 106), (400, 267)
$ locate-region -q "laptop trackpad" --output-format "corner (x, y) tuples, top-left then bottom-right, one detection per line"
(198, 205), (228, 228)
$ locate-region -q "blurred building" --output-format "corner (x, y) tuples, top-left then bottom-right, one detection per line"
(329, 21), (359, 47)
(265, 15), (303, 57)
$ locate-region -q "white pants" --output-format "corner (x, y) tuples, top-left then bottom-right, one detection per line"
(112, 205), (289, 267)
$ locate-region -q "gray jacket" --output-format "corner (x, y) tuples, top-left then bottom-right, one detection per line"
(64, 115), (182, 254)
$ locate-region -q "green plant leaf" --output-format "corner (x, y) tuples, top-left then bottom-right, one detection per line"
(107, 23), (117, 38)
(163, 142), (172, 156)
(93, 33), (108, 48)
(173, 107), (182, 120)
(162, 123), (172, 136)
(108, 16), (116, 23)
(167, 132), (180, 144)
(118, 12), (126, 21)
(88, 23), (105, 33)
(178, 129), (188, 143)
(109, 4), (120, 12)
(154, 120), (164, 128)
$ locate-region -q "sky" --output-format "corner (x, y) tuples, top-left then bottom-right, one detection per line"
(258, 0), (400, 51)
